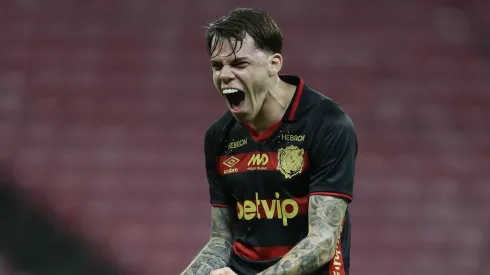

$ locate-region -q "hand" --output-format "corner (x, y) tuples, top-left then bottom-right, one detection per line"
(210, 267), (238, 275)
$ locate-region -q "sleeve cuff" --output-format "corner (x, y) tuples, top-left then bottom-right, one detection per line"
(211, 203), (229, 207)
(309, 191), (353, 202)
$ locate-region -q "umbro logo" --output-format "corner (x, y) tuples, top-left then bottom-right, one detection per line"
(222, 156), (240, 168)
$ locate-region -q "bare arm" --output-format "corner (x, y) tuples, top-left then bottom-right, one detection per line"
(257, 195), (347, 275)
(181, 206), (233, 275)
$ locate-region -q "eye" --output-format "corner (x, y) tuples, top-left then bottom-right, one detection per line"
(211, 63), (223, 70)
(234, 62), (248, 68)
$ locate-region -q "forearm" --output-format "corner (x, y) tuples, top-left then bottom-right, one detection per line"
(257, 235), (335, 275)
(259, 196), (347, 275)
(181, 237), (232, 275)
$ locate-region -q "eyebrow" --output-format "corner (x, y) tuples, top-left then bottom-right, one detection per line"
(210, 57), (250, 65)
(231, 57), (249, 63)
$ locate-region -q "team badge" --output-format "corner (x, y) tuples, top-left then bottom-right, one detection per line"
(277, 145), (304, 179)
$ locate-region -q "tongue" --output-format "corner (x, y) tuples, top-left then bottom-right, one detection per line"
(231, 100), (244, 111)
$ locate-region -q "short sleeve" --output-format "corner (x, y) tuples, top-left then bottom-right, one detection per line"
(205, 128), (232, 207)
(308, 114), (358, 202)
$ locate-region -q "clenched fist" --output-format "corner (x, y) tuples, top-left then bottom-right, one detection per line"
(210, 267), (238, 275)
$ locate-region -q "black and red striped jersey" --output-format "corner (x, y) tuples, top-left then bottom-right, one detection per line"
(204, 75), (357, 275)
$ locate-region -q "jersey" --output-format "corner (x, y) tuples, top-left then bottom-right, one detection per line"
(204, 75), (358, 275)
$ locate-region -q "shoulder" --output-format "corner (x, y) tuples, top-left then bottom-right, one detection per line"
(305, 92), (358, 158)
(205, 111), (236, 144)
(307, 92), (356, 135)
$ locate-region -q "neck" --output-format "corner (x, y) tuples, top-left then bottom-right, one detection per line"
(247, 77), (296, 133)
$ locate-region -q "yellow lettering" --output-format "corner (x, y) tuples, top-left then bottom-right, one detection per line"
(237, 201), (243, 219)
(331, 233), (343, 274)
(333, 253), (341, 265)
(281, 134), (305, 142)
(243, 200), (256, 220)
(262, 200), (276, 219)
(281, 199), (298, 226)
(228, 139), (247, 150)
(255, 193), (261, 219)
(236, 193), (299, 226)
(248, 154), (269, 166)
(224, 168), (238, 174)
(275, 192), (282, 219)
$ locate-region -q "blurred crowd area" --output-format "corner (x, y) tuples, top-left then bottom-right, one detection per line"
(0, 0), (489, 274)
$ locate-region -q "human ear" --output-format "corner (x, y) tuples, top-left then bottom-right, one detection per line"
(268, 53), (283, 75)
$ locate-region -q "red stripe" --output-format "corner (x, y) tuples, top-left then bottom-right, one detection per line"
(211, 203), (228, 208)
(309, 192), (353, 202)
(328, 219), (346, 275)
(217, 151), (309, 176)
(233, 241), (293, 260)
(288, 78), (304, 121)
(244, 120), (282, 142)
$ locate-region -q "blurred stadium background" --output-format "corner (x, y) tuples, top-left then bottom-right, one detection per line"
(0, 0), (489, 274)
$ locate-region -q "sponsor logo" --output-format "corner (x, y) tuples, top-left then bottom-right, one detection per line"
(247, 153), (269, 171)
(222, 156), (240, 174)
(223, 168), (238, 174)
(218, 150), (308, 176)
(236, 192), (299, 226)
(329, 224), (345, 275)
(281, 133), (305, 142)
(228, 138), (247, 150)
(223, 156), (240, 168)
(277, 145), (305, 179)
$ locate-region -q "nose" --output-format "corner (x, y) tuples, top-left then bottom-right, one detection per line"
(219, 65), (235, 83)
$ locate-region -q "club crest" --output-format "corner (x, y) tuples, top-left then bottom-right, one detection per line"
(277, 145), (304, 179)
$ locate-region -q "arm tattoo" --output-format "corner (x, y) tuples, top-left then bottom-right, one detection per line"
(181, 207), (233, 275)
(211, 205), (233, 240)
(258, 196), (347, 275)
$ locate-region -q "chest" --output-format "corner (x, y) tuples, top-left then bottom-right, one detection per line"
(216, 122), (313, 199)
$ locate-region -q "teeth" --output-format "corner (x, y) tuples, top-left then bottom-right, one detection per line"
(222, 88), (239, 94)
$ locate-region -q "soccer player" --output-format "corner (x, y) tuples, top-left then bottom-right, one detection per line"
(181, 8), (358, 275)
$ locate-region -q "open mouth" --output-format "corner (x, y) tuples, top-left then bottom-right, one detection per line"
(222, 89), (245, 111)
